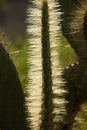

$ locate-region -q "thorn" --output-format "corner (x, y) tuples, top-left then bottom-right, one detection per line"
(65, 66), (69, 69)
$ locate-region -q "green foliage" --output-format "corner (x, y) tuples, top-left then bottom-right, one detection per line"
(59, 34), (78, 68)
(8, 39), (28, 88)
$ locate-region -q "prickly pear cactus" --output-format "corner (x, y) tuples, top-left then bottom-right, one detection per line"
(0, 43), (30, 130)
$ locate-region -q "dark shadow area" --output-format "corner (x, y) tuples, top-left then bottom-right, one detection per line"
(0, 43), (30, 130)
(40, 1), (54, 130)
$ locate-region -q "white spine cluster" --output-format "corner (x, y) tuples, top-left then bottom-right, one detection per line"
(48, 0), (66, 123)
(27, 1), (42, 129)
(27, 0), (66, 129)
(69, 1), (87, 45)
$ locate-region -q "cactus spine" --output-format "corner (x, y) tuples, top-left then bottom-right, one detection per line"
(27, 0), (66, 129)
(27, 0), (42, 129)
(69, 0), (87, 60)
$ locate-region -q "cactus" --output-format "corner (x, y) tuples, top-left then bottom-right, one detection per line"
(59, 0), (87, 129)
(59, 0), (87, 60)
(40, 1), (53, 129)
(0, 43), (30, 130)
(61, 63), (81, 130)
(27, 0), (66, 129)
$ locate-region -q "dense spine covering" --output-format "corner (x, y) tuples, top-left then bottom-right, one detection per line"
(27, 1), (42, 129)
(27, 0), (66, 129)
(69, 0), (87, 60)
(41, 1), (66, 129)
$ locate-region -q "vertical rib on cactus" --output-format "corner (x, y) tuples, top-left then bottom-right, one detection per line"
(27, 0), (66, 129)
(41, 0), (52, 89)
(41, 1), (53, 129)
(0, 43), (30, 130)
